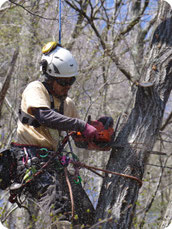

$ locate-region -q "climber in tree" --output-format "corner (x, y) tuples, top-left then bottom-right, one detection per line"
(0, 42), (99, 224)
(17, 42), (98, 150)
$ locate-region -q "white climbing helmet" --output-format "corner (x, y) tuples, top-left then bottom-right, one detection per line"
(40, 42), (78, 78)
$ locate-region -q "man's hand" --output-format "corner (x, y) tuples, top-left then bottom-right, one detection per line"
(82, 123), (98, 141)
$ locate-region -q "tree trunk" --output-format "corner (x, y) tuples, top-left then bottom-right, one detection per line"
(95, 3), (172, 228)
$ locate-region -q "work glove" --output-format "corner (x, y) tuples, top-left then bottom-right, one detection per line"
(82, 123), (99, 141)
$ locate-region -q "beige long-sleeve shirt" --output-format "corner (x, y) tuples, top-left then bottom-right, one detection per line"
(17, 81), (80, 151)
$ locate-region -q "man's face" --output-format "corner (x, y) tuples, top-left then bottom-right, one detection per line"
(52, 77), (76, 98)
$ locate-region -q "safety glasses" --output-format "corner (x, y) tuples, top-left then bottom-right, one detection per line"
(55, 77), (76, 87)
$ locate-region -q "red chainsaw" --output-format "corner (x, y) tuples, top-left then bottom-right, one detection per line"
(73, 115), (120, 151)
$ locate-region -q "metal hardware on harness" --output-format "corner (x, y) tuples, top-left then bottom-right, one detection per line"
(73, 176), (82, 184)
(60, 155), (70, 166)
(39, 148), (49, 158)
(18, 109), (41, 128)
(9, 133), (75, 195)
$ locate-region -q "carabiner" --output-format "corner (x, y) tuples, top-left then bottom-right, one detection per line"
(74, 176), (82, 184)
(22, 147), (29, 165)
(39, 148), (49, 158)
(60, 155), (70, 166)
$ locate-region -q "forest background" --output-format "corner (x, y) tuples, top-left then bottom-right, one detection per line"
(0, 0), (172, 228)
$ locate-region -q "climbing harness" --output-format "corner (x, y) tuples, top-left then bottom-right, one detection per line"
(8, 133), (75, 200)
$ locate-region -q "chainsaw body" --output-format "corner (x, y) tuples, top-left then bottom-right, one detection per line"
(73, 117), (115, 151)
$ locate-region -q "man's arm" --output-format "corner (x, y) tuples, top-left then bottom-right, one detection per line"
(33, 107), (86, 132)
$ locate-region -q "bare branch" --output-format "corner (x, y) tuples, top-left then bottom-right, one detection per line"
(8, 0), (58, 21)
(0, 48), (19, 117)
(65, 0), (134, 82)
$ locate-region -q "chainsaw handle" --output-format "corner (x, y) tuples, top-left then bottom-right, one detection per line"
(104, 117), (114, 129)
(97, 116), (114, 130)
(87, 115), (91, 124)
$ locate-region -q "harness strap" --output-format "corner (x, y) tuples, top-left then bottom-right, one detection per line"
(42, 82), (55, 110)
(59, 99), (64, 115)
(11, 142), (52, 150)
(18, 109), (41, 128)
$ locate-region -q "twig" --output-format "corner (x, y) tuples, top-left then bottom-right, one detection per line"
(146, 163), (172, 170)
(8, 0), (58, 21)
(1, 205), (18, 224)
(139, 154), (170, 228)
(89, 216), (113, 229)
(1, 196), (31, 224)
(88, 168), (104, 178)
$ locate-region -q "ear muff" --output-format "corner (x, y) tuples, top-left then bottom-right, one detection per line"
(40, 59), (48, 74)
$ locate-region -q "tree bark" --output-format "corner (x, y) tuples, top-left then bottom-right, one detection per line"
(95, 3), (172, 228)
(161, 196), (172, 228)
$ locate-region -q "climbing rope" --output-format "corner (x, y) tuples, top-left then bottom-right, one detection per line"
(64, 168), (75, 219)
(70, 161), (142, 187)
(59, 0), (62, 44)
